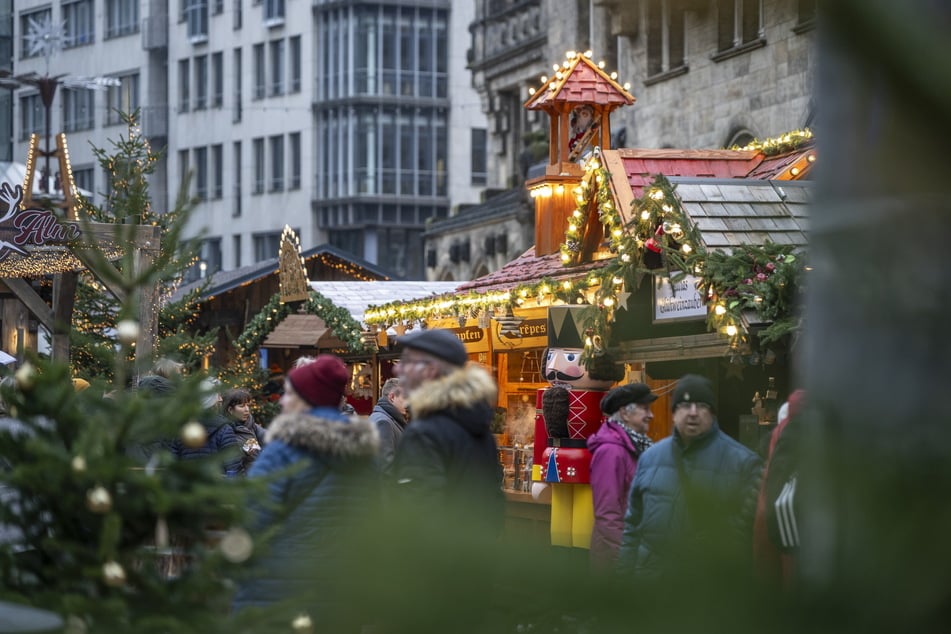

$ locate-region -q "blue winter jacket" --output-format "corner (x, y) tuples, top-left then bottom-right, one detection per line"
(617, 421), (763, 581)
(171, 413), (243, 477)
(232, 407), (380, 623)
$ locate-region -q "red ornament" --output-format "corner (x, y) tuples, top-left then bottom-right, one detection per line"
(645, 238), (662, 253)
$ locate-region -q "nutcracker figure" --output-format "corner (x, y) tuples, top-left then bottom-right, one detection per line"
(532, 305), (623, 548)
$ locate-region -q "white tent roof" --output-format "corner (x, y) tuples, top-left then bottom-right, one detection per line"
(0, 161), (92, 199)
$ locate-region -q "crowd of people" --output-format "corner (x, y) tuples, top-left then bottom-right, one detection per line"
(19, 330), (804, 629)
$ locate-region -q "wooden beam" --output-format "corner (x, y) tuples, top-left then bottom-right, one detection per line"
(3, 278), (53, 331)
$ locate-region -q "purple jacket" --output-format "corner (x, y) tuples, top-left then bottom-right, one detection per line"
(587, 421), (644, 570)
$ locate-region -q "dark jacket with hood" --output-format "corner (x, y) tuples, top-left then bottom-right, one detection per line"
(369, 398), (407, 475)
(617, 420), (762, 581)
(392, 364), (504, 534)
(172, 412), (243, 477)
(232, 407), (380, 623)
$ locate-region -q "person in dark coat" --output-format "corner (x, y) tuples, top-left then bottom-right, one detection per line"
(368, 377), (408, 476)
(392, 329), (504, 531)
(232, 355), (379, 630)
(617, 374), (763, 585)
(587, 383), (656, 571)
(171, 378), (243, 477)
(222, 387), (267, 474)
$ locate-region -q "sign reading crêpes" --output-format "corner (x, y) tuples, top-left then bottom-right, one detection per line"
(653, 273), (707, 322)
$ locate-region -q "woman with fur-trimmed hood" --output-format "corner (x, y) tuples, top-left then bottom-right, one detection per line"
(232, 355), (379, 629)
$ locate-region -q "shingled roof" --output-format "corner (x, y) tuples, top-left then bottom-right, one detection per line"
(671, 178), (810, 251)
(524, 54), (635, 110)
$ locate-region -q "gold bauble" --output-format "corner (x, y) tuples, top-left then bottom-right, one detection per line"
(180, 421), (207, 448)
(63, 615), (88, 634)
(116, 319), (140, 345)
(291, 614), (313, 633)
(71, 455), (87, 473)
(102, 561), (126, 587)
(85, 486), (112, 513)
(14, 362), (36, 391)
(219, 527), (254, 563)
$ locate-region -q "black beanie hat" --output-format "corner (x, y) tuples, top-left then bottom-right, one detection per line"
(397, 328), (468, 367)
(671, 374), (717, 413)
(600, 383), (658, 416)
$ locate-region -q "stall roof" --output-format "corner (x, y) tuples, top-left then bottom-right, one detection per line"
(170, 244), (392, 303)
(309, 280), (461, 325)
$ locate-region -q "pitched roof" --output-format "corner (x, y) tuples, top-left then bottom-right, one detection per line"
(169, 244), (391, 303)
(524, 54), (635, 110)
(455, 247), (607, 294)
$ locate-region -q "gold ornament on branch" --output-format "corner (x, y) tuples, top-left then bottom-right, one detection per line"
(14, 362), (36, 391)
(291, 614), (313, 633)
(219, 527), (254, 563)
(85, 486), (112, 513)
(116, 319), (140, 345)
(180, 421), (207, 448)
(71, 455), (87, 473)
(102, 561), (126, 587)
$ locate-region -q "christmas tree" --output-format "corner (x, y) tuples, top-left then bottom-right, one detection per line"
(0, 113), (276, 633)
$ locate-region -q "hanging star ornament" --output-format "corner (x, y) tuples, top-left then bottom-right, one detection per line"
(24, 14), (65, 61)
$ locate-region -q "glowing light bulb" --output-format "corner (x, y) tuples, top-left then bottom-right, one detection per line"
(725, 324), (738, 337)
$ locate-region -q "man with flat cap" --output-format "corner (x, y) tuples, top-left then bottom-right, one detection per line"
(587, 382), (657, 570)
(391, 328), (504, 531)
(617, 374), (762, 584)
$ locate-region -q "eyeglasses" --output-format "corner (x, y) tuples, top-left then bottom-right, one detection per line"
(675, 402), (711, 413)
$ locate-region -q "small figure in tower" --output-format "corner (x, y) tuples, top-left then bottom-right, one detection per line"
(568, 104), (600, 162)
(532, 305), (623, 548)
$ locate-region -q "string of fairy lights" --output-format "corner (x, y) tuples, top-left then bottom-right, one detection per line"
(365, 130), (811, 357)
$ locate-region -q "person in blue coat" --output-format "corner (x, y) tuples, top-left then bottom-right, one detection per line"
(232, 354), (379, 630)
(617, 374), (763, 585)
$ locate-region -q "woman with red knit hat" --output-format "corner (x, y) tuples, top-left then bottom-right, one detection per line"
(232, 354), (380, 629)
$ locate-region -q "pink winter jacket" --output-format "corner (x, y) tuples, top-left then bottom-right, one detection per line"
(587, 421), (644, 571)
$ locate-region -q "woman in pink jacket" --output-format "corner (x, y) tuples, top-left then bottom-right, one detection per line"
(587, 383), (657, 571)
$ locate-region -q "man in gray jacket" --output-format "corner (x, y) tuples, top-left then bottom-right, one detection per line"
(369, 377), (408, 475)
(617, 374), (763, 584)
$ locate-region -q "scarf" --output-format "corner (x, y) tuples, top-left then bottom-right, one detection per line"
(616, 421), (654, 458)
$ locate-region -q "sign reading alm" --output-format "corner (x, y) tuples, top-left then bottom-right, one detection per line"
(0, 182), (81, 262)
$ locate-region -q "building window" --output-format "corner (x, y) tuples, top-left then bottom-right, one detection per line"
(63, 0), (95, 48)
(20, 94), (43, 140)
(233, 140), (242, 216)
(252, 231), (282, 262)
(213, 0), (224, 15)
(253, 43), (265, 100)
(716, 0), (762, 53)
(470, 128), (487, 186)
(212, 144), (223, 198)
(252, 137), (264, 194)
(105, 73), (139, 125)
(194, 147), (208, 200)
(269, 39), (285, 96)
(233, 234), (242, 268)
(233, 0), (243, 29)
(212, 52), (224, 108)
(21, 8), (52, 58)
(265, 0), (285, 23)
(74, 165), (94, 195)
(178, 59), (190, 113)
(289, 132), (301, 189)
(647, 0), (686, 78)
(233, 48), (242, 122)
(194, 55), (208, 110)
(289, 35), (301, 93)
(178, 149), (190, 196)
(202, 238), (222, 275)
(105, 0), (139, 38)
(795, 0), (817, 32)
(269, 135), (284, 191)
(63, 88), (95, 132)
(186, 0), (209, 40)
